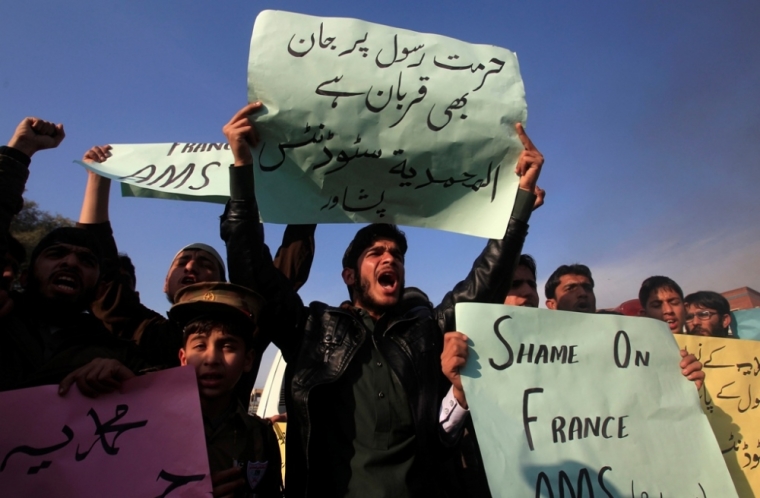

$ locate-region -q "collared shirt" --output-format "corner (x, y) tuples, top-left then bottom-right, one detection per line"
(204, 400), (283, 497)
(313, 307), (417, 498)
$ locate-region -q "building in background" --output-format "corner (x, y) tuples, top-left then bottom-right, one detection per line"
(722, 287), (760, 311)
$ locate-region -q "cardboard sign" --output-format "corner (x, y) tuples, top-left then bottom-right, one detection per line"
(457, 303), (737, 497)
(0, 367), (212, 497)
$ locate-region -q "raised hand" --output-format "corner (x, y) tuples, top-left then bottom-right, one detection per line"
(222, 102), (263, 167)
(83, 144), (112, 163)
(8, 117), (65, 158)
(514, 123), (544, 195)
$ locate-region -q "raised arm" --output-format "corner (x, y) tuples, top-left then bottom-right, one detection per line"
(220, 103), (306, 359)
(78, 145), (119, 267)
(1, 117), (65, 244)
(76, 145), (170, 365)
(0, 118), (65, 315)
(436, 123), (545, 332)
(79, 145), (112, 224)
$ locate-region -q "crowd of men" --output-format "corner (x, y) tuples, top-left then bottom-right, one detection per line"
(0, 104), (721, 497)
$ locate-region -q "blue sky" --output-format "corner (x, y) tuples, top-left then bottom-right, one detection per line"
(2, 1), (759, 382)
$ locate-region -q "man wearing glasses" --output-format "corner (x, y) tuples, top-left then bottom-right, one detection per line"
(683, 291), (734, 338)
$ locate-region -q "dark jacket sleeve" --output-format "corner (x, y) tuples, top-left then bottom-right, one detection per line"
(221, 164), (306, 361)
(273, 224), (316, 292)
(436, 188), (536, 333)
(78, 221), (178, 368)
(0, 146), (31, 259)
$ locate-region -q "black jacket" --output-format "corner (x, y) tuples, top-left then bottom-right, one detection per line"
(220, 166), (532, 497)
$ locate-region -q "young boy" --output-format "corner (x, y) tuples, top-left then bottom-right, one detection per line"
(169, 282), (282, 498)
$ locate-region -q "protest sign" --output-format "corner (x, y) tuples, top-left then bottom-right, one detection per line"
(732, 308), (760, 341)
(0, 367), (211, 497)
(676, 334), (760, 497)
(248, 10), (526, 238)
(77, 143), (233, 204)
(79, 10), (526, 238)
(457, 303), (737, 497)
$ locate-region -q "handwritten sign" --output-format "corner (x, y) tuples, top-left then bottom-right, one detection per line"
(247, 10), (526, 238)
(677, 335), (760, 497)
(77, 143), (233, 204)
(457, 303), (738, 497)
(0, 367), (212, 497)
(76, 11), (526, 238)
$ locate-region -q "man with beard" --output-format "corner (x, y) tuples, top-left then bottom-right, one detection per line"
(74, 143), (316, 400)
(684, 291), (733, 338)
(0, 117), (147, 392)
(218, 103), (544, 497)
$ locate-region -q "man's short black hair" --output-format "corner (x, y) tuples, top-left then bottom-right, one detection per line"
(545, 264), (594, 300)
(342, 224), (407, 301)
(684, 291), (731, 317)
(638, 276), (684, 308)
(182, 316), (254, 350)
(29, 227), (103, 273)
(342, 224), (408, 270)
(518, 254), (537, 280)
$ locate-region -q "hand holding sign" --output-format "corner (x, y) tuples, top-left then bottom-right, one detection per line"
(223, 102), (262, 167)
(83, 144), (112, 164)
(442, 332), (469, 408)
(680, 349), (705, 389)
(58, 358), (136, 398)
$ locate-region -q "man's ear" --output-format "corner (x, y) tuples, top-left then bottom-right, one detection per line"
(178, 348), (188, 366)
(546, 299), (557, 310)
(243, 349), (255, 373)
(342, 267), (355, 286)
(721, 313), (732, 331)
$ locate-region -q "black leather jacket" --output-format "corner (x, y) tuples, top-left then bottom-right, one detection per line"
(220, 168), (532, 497)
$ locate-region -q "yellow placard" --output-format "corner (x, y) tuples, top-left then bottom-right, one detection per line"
(677, 335), (760, 497)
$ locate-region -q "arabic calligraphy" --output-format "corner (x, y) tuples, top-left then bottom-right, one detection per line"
(285, 23), (505, 131)
(0, 405), (147, 474)
(678, 334), (760, 497)
(259, 122), (502, 216)
(248, 11), (527, 236)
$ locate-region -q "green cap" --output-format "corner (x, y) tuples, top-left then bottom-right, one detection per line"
(168, 281), (263, 329)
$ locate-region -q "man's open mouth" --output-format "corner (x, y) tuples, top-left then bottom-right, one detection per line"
(51, 272), (81, 294)
(378, 271), (398, 292)
(180, 276), (197, 285)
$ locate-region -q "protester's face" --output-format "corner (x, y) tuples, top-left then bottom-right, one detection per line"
(504, 265), (539, 308)
(685, 303), (731, 337)
(644, 287), (686, 334)
(31, 243), (99, 303)
(164, 250), (221, 302)
(179, 328), (252, 400)
(546, 274), (596, 313)
(343, 238), (405, 316)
